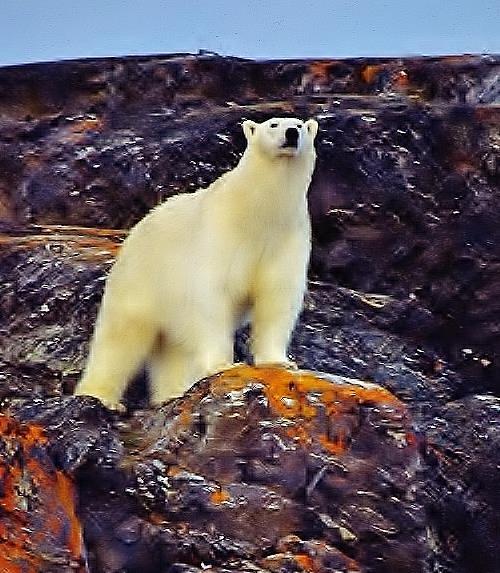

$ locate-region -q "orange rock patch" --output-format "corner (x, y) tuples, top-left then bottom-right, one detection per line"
(0, 414), (85, 572)
(210, 488), (232, 505)
(213, 365), (404, 456)
(361, 64), (383, 84)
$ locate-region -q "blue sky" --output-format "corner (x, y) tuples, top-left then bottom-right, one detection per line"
(1, 0), (499, 67)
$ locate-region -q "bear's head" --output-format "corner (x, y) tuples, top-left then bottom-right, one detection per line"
(242, 117), (318, 159)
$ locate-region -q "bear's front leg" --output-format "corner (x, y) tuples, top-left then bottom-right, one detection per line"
(251, 232), (308, 368)
(250, 286), (303, 368)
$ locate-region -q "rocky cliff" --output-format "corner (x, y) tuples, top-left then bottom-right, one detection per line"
(0, 52), (499, 572)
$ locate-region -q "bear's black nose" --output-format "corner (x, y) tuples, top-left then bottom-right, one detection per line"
(284, 127), (299, 147)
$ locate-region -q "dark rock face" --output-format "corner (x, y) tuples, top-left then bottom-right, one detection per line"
(424, 395), (500, 573)
(0, 52), (499, 572)
(0, 226), (122, 402)
(309, 103), (500, 396)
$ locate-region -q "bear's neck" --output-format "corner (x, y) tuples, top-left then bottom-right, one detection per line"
(227, 149), (315, 222)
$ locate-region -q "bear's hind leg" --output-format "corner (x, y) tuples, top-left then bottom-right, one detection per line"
(149, 343), (198, 406)
(198, 330), (235, 378)
(75, 315), (156, 411)
(149, 328), (234, 406)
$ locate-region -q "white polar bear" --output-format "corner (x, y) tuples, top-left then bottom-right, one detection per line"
(74, 117), (318, 409)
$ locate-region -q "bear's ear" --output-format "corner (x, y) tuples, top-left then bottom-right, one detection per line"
(305, 119), (319, 139)
(242, 120), (258, 142)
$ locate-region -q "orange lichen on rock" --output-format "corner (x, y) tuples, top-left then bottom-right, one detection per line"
(260, 553), (316, 572)
(261, 543), (361, 572)
(395, 69), (409, 88)
(68, 116), (103, 134)
(167, 465), (182, 477)
(298, 60), (339, 93)
(0, 414), (86, 572)
(0, 229), (123, 261)
(361, 64), (409, 91)
(213, 365), (404, 456)
(361, 64), (383, 84)
(318, 431), (348, 455)
(210, 488), (232, 505)
(293, 553), (316, 570)
(63, 116), (104, 144)
(308, 61), (336, 80)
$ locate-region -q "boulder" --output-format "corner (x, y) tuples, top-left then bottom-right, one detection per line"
(11, 366), (426, 572)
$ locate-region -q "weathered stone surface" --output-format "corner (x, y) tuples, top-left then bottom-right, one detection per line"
(0, 52), (499, 572)
(0, 226), (122, 403)
(10, 395), (122, 474)
(11, 367), (427, 573)
(424, 395), (500, 573)
(0, 413), (86, 572)
(309, 103), (500, 395)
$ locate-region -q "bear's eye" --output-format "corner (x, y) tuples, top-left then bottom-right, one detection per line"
(270, 122), (278, 128)
(297, 124), (303, 129)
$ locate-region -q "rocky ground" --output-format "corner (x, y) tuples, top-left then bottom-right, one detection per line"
(0, 53), (499, 572)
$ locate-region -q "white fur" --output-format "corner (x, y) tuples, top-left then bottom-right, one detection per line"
(74, 117), (318, 408)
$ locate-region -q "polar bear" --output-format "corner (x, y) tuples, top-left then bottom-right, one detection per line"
(74, 117), (318, 409)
